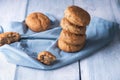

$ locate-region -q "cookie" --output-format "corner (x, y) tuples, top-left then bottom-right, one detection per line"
(25, 12), (50, 32)
(58, 39), (84, 52)
(64, 5), (90, 26)
(59, 30), (86, 45)
(37, 51), (56, 65)
(0, 32), (20, 46)
(0, 36), (8, 46)
(60, 18), (86, 34)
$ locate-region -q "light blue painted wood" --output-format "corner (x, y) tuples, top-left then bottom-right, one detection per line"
(80, 37), (120, 80)
(0, 53), (16, 80)
(16, 63), (79, 80)
(0, 0), (28, 80)
(75, 0), (120, 80)
(110, 0), (120, 23)
(0, 0), (28, 21)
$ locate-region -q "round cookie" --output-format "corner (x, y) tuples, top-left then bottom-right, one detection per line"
(60, 18), (86, 34)
(25, 12), (50, 32)
(64, 5), (90, 26)
(59, 30), (86, 45)
(58, 39), (84, 52)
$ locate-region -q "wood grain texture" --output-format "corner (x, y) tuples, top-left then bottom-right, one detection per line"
(15, 0), (80, 80)
(0, 0), (28, 21)
(0, 0), (28, 80)
(80, 36), (120, 80)
(0, 53), (16, 80)
(110, 0), (120, 23)
(15, 63), (79, 80)
(75, 0), (120, 80)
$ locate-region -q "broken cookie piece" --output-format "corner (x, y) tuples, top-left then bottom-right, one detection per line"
(0, 36), (8, 46)
(0, 32), (20, 46)
(37, 51), (56, 65)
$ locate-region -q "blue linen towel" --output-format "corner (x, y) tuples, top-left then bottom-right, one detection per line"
(0, 17), (119, 70)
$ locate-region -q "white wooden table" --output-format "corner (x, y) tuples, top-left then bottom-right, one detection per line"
(0, 0), (120, 80)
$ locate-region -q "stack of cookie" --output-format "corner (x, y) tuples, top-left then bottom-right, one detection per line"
(58, 5), (90, 52)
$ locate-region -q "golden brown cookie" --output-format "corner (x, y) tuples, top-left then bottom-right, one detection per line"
(58, 39), (84, 52)
(64, 5), (90, 26)
(37, 51), (56, 65)
(0, 32), (20, 46)
(25, 12), (50, 32)
(60, 18), (86, 34)
(59, 30), (86, 45)
(0, 36), (8, 46)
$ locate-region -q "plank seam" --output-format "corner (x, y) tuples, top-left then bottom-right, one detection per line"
(78, 60), (81, 80)
(14, 65), (19, 80)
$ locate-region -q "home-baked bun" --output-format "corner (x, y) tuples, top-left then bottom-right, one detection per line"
(64, 5), (90, 26)
(37, 51), (56, 65)
(60, 18), (86, 34)
(25, 12), (50, 32)
(0, 32), (20, 46)
(58, 39), (84, 52)
(59, 30), (86, 45)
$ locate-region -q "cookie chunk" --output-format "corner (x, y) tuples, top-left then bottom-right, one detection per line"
(60, 18), (86, 34)
(58, 39), (84, 52)
(25, 12), (50, 32)
(37, 51), (56, 65)
(64, 5), (90, 26)
(0, 36), (8, 46)
(0, 32), (20, 46)
(59, 30), (86, 45)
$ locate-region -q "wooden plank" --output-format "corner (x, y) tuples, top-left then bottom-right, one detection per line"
(0, 0), (28, 80)
(80, 38), (120, 80)
(0, 53), (16, 80)
(16, 63), (79, 80)
(15, 0), (80, 80)
(0, 0), (28, 21)
(75, 0), (120, 80)
(110, 0), (120, 23)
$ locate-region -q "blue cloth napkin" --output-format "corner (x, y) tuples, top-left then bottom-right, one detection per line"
(0, 17), (119, 70)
